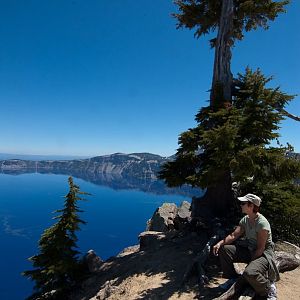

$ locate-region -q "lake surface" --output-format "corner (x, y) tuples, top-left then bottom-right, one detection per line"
(0, 173), (191, 300)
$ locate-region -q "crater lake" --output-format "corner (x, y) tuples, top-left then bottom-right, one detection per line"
(0, 173), (197, 300)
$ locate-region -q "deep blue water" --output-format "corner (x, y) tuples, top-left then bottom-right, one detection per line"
(0, 173), (189, 300)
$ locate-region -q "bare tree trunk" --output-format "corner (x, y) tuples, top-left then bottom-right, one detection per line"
(210, 0), (234, 106)
(192, 170), (234, 219)
(193, 0), (235, 218)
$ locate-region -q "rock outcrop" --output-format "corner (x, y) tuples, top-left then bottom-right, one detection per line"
(82, 250), (103, 273)
(146, 203), (178, 232)
(146, 201), (191, 232)
(70, 229), (300, 300)
(70, 202), (300, 300)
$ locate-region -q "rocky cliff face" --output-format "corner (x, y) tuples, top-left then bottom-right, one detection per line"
(0, 153), (197, 195)
(0, 153), (166, 179)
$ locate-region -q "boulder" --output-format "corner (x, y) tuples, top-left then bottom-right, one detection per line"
(177, 201), (191, 220)
(83, 250), (103, 273)
(174, 201), (191, 230)
(139, 231), (166, 250)
(146, 203), (178, 232)
(275, 241), (300, 272)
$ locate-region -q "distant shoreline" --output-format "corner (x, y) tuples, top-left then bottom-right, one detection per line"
(0, 153), (90, 161)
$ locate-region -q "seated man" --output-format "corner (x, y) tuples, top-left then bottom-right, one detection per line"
(213, 193), (279, 299)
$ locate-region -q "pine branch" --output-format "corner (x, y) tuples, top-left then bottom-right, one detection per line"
(278, 107), (300, 122)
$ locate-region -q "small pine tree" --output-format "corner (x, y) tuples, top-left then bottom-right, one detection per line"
(23, 177), (89, 299)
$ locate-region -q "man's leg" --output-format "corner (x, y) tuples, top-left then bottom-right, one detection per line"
(219, 245), (251, 278)
(243, 256), (270, 296)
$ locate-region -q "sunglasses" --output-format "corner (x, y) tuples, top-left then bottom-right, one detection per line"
(240, 202), (248, 206)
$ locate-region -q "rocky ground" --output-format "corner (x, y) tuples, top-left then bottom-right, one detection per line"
(71, 231), (300, 300)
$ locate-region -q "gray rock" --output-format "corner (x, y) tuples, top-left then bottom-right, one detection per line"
(177, 201), (191, 220)
(36, 290), (57, 300)
(146, 203), (178, 232)
(139, 231), (166, 250)
(173, 201), (191, 231)
(96, 280), (117, 300)
(275, 251), (300, 272)
(83, 249), (103, 273)
(117, 245), (140, 257)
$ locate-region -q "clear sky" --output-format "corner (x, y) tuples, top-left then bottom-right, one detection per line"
(0, 0), (299, 157)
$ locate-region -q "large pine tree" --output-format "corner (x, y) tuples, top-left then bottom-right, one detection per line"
(23, 177), (89, 299)
(160, 68), (300, 242)
(160, 0), (294, 217)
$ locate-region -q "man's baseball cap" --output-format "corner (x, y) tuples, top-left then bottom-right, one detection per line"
(238, 193), (262, 207)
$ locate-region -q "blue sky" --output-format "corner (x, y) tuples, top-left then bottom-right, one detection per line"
(0, 0), (299, 157)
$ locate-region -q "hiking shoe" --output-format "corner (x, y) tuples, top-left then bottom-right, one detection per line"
(219, 278), (237, 290)
(267, 282), (277, 300)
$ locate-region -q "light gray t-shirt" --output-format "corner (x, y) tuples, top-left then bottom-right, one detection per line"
(239, 213), (273, 251)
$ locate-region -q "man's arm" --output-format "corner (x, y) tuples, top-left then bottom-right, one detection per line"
(252, 229), (268, 259)
(213, 226), (244, 256)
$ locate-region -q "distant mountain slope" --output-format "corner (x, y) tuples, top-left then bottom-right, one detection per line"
(0, 153), (197, 196)
(2, 152), (297, 194)
(0, 152), (167, 179)
(1, 152), (299, 179)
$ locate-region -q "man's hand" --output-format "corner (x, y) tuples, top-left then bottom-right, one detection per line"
(213, 242), (222, 256)
(212, 226), (244, 256)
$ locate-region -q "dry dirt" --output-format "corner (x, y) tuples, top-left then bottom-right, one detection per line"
(72, 232), (300, 300)
(276, 266), (300, 299)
